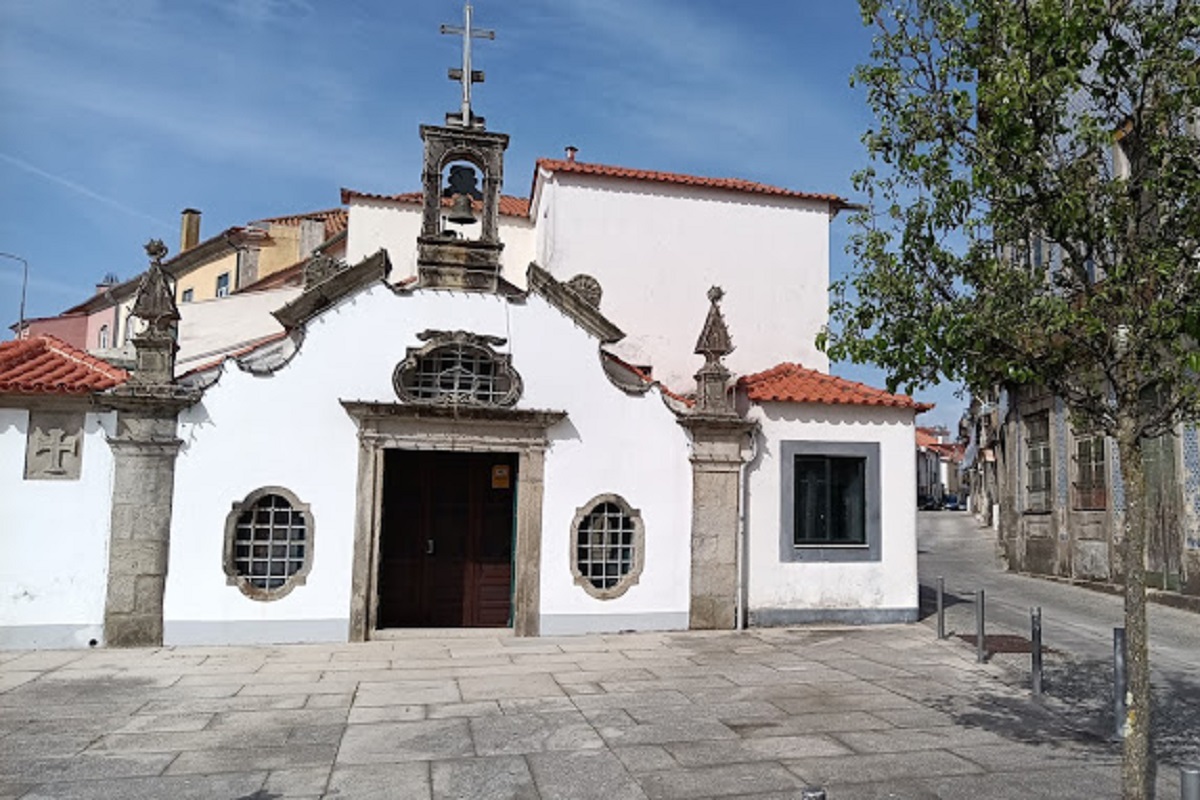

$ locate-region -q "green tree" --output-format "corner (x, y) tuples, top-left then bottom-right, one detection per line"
(824, 1), (1200, 796)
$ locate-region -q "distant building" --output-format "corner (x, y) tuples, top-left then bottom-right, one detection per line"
(960, 388), (1200, 600)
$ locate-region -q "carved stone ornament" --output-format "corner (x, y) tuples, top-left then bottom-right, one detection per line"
(393, 330), (523, 408)
(565, 274), (603, 309)
(693, 286), (735, 416)
(303, 253), (346, 289)
(131, 240), (181, 329)
(694, 286), (733, 357)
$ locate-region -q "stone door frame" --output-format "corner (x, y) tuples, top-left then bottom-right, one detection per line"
(342, 402), (565, 639)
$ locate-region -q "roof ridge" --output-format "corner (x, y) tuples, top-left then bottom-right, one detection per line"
(340, 188), (531, 217)
(738, 361), (931, 412)
(256, 207), (347, 223)
(534, 159), (853, 208)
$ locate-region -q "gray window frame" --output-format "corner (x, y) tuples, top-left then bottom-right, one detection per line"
(779, 441), (881, 563)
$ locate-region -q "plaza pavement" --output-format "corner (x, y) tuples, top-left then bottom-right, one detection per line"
(0, 624), (1186, 799)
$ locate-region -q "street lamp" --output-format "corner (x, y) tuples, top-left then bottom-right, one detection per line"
(0, 252), (29, 338)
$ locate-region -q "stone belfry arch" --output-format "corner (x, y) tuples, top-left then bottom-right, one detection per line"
(417, 1), (510, 292)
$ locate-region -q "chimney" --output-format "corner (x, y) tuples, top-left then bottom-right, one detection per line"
(565, 145), (578, 163)
(180, 208), (202, 253)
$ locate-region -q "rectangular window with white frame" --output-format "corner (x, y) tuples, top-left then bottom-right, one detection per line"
(215, 273), (230, 297)
(1025, 413), (1052, 512)
(1072, 433), (1107, 511)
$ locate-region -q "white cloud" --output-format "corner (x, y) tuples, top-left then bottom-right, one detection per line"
(0, 152), (174, 231)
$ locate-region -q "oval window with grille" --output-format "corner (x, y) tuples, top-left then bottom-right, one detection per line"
(393, 332), (522, 407)
(570, 494), (644, 600)
(224, 487), (313, 600)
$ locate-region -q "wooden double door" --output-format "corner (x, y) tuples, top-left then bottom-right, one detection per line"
(377, 450), (517, 628)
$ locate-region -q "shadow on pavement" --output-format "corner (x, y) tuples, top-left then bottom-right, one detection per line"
(931, 655), (1200, 767)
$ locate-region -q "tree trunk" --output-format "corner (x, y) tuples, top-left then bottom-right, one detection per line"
(1116, 417), (1153, 799)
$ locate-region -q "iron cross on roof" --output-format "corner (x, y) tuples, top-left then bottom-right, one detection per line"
(441, 1), (494, 129)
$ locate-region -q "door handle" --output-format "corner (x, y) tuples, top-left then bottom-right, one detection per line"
(426, 538), (435, 555)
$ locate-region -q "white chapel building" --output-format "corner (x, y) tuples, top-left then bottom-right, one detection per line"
(0, 20), (928, 649)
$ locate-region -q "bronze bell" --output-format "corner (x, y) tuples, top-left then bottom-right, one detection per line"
(447, 194), (477, 225)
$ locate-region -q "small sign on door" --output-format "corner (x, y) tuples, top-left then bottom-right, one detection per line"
(491, 464), (511, 489)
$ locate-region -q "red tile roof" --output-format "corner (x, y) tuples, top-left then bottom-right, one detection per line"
(739, 363), (932, 412)
(256, 208), (348, 239)
(535, 159), (855, 209)
(916, 428), (940, 448)
(927, 442), (965, 462)
(0, 335), (128, 395)
(340, 189), (531, 218)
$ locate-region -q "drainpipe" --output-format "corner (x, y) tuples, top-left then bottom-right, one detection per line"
(735, 425), (760, 630)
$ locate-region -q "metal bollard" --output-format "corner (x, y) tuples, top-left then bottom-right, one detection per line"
(975, 589), (986, 663)
(1113, 627), (1127, 741)
(800, 789), (827, 800)
(1031, 607), (1043, 697)
(936, 576), (945, 640)
(1182, 765), (1200, 800)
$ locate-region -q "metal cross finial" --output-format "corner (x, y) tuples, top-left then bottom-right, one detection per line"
(441, 1), (495, 129)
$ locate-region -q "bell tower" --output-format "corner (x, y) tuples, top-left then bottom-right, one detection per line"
(417, 1), (510, 292)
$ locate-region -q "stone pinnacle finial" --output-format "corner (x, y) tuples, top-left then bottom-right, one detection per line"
(695, 285), (733, 358)
(693, 286), (735, 415)
(144, 239), (168, 265)
(128, 239), (181, 386)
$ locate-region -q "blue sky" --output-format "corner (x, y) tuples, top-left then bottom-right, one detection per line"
(0, 0), (966, 428)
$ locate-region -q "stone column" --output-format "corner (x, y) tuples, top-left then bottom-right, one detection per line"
(103, 408), (184, 647)
(513, 447), (546, 637)
(100, 239), (197, 647)
(681, 417), (754, 629)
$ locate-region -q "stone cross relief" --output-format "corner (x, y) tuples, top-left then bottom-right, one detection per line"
(24, 411), (84, 480)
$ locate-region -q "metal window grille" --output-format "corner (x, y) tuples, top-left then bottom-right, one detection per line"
(1073, 434), (1107, 510)
(793, 455), (867, 545)
(576, 502), (635, 590)
(405, 344), (511, 404)
(233, 494), (307, 590)
(1026, 414), (1052, 511)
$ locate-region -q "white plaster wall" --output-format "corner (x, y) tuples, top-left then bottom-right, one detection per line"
(167, 283), (692, 643)
(534, 174), (833, 390)
(175, 287), (302, 374)
(0, 407), (116, 648)
(346, 201), (536, 288)
(745, 402), (918, 616)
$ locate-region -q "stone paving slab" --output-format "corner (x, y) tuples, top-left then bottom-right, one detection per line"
(0, 624), (1191, 799)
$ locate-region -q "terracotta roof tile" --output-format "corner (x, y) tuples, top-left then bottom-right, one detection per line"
(340, 189), (531, 218)
(535, 159), (855, 209)
(739, 363), (932, 412)
(256, 208), (348, 239)
(0, 335), (128, 395)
